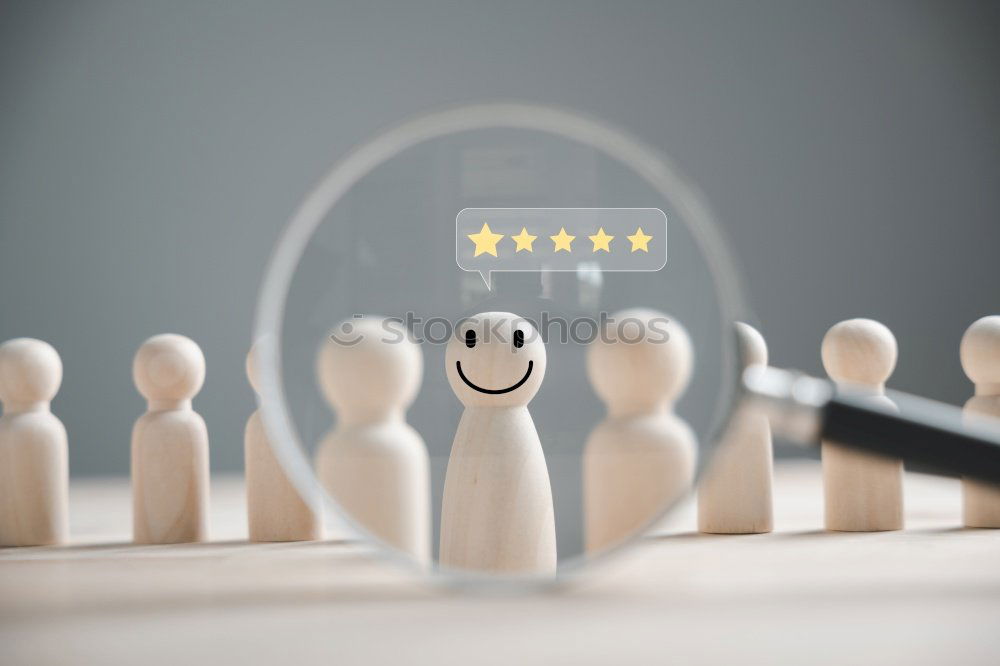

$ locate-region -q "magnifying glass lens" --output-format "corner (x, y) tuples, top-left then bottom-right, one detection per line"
(255, 105), (748, 583)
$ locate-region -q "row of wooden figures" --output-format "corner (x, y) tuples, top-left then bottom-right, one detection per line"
(1, 314), (999, 573)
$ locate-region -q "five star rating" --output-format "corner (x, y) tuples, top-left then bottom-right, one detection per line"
(467, 223), (652, 257)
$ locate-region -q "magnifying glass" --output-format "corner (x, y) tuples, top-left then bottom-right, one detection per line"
(253, 103), (1000, 586)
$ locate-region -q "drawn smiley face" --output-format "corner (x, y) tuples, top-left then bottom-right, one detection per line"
(446, 311), (546, 407)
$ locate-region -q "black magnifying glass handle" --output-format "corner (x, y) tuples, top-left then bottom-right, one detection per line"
(744, 366), (1000, 485)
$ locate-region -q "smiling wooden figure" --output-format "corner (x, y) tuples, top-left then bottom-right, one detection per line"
(439, 311), (556, 576)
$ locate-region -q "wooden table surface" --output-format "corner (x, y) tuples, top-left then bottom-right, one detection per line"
(2, 462), (998, 665)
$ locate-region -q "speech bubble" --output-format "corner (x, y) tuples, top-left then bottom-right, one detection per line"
(456, 208), (667, 289)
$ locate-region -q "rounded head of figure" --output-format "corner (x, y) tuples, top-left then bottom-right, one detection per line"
(821, 318), (897, 389)
(133, 334), (206, 405)
(0, 338), (63, 409)
(445, 312), (546, 408)
(960, 315), (1000, 389)
(735, 321), (768, 369)
(317, 316), (423, 422)
(586, 308), (693, 415)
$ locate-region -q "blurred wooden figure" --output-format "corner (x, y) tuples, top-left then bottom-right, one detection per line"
(821, 319), (903, 532)
(131, 334), (209, 544)
(960, 315), (1000, 528)
(698, 322), (774, 534)
(245, 342), (320, 542)
(0, 338), (69, 546)
(584, 309), (697, 554)
(316, 317), (430, 565)
(440, 312), (556, 574)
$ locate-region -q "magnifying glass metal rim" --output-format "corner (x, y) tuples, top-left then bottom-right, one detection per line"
(253, 101), (751, 588)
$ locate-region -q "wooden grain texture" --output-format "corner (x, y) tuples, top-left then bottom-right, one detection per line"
(584, 309), (697, 553)
(245, 411), (320, 542)
(315, 317), (431, 564)
(440, 313), (556, 575)
(960, 316), (1000, 527)
(316, 421), (430, 562)
(821, 319), (904, 531)
(131, 334), (209, 544)
(1, 463), (997, 666)
(245, 344), (320, 542)
(697, 322), (774, 534)
(0, 338), (68, 546)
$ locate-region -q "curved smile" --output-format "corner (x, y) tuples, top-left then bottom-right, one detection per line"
(456, 360), (534, 395)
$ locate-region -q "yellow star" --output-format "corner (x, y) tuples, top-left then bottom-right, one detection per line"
(467, 222), (504, 257)
(511, 227), (537, 253)
(627, 227), (653, 252)
(550, 227), (575, 253)
(588, 227), (614, 253)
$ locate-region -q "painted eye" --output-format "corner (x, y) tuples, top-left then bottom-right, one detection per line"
(513, 329), (524, 349)
(464, 330), (477, 348)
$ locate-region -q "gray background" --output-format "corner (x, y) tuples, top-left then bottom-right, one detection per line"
(1, 0), (998, 477)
